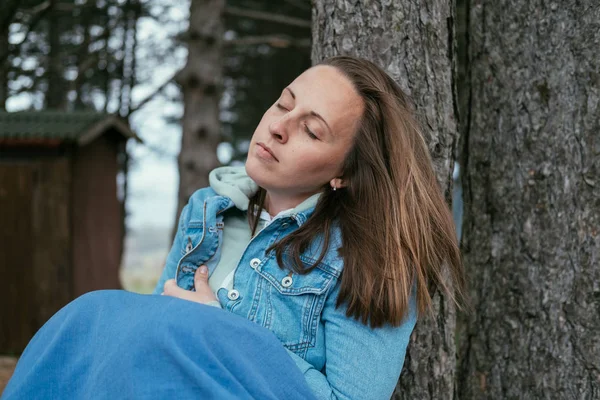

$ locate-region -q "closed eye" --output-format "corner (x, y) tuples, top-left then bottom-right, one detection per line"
(303, 123), (318, 140)
(276, 103), (289, 111)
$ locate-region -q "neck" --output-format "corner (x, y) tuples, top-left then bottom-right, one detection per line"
(264, 190), (315, 216)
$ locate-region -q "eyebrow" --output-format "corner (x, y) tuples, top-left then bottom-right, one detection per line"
(285, 87), (332, 134)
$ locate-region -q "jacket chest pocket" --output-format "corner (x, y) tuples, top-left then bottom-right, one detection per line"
(256, 256), (336, 354)
(181, 221), (220, 259)
(177, 224), (219, 285)
(180, 223), (204, 256)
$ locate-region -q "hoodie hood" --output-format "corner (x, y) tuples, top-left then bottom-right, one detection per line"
(209, 166), (258, 211)
(209, 166), (322, 216)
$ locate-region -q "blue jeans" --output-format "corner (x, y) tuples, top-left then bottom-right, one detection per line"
(2, 290), (316, 400)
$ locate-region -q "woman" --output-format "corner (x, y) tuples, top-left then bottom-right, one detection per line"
(3, 56), (464, 400)
(153, 56), (464, 398)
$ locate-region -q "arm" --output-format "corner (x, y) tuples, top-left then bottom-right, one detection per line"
(287, 282), (417, 400)
(152, 205), (189, 295)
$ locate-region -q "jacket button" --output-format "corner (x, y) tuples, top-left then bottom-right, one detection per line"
(281, 276), (293, 288)
(250, 258), (261, 269)
(227, 289), (240, 301)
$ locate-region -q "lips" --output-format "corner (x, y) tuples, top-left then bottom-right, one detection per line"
(257, 142), (279, 162)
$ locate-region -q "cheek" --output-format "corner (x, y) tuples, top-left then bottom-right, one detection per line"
(289, 147), (342, 174)
(251, 120), (266, 139)
(252, 110), (274, 136)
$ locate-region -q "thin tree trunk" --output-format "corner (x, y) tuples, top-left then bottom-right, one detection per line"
(119, 0), (139, 117)
(115, 2), (126, 116)
(0, 19), (8, 110)
(101, 1), (111, 113)
(457, 0), (600, 398)
(0, 0), (19, 103)
(312, 1), (459, 398)
(117, 0), (139, 263)
(73, 2), (92, 110)
(46, 0), (65, 109)
(174, 0), (224, 225)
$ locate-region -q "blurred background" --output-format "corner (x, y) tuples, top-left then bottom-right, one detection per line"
(2, 0), (596, 398)
(0, 0), (312, 296)
(0, 0), (315, 371)
(0, 0), (467, 386)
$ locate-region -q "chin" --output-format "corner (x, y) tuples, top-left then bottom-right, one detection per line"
(245, 158), (275, 190)
(244, 159), (257, 180)
(245, 158), (264, 184)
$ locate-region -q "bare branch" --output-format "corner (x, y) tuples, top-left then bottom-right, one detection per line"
(224, 6), (311, 29)
(225, 35), (310, 48)
(25, 1), (53, 14)
(126, 70), (179, 117)
(68, 52), (100, 101)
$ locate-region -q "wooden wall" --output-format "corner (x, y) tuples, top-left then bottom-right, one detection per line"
(0, 134), (125, 353)
(0, 157), (72, 354)
(71, 133), (122, 297)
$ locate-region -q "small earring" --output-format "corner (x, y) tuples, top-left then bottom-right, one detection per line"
(332, 185), (337, 191)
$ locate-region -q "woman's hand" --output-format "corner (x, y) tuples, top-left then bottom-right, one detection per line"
(161, 265), (218, 304)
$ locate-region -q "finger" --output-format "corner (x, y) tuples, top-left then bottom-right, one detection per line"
(168, 288), (197, 302)
(163, 279), (192, 299)
(163, 279), (178, 294)
(194, 265), (209, 289)
(163, 273), (217, 304)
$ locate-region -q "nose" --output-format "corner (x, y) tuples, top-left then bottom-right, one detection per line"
(268, 115), (289, 144)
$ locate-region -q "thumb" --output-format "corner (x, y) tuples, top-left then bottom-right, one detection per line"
(194, 265), (209, 288)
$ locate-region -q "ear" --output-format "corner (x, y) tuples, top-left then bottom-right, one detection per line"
(329, 178), (347, 189)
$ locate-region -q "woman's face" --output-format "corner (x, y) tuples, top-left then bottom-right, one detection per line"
(246, 65), (364, 198)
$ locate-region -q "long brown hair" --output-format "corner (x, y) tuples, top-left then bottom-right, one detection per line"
(248, 56), (465, 328)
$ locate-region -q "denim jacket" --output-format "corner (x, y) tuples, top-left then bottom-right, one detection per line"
(153, 187), (417, 400)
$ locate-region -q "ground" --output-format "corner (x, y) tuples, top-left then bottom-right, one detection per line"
(0, 356), (17, 394)
(0, 266), (158, 394)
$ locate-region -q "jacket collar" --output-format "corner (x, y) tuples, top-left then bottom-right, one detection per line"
(211, 194), (316, 227)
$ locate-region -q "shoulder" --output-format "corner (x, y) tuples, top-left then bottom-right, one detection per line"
(299, 224), (344, 278)
(188, 187), (218, 205)
(324, 226), (345, 276)
(178, 187), (219, 225)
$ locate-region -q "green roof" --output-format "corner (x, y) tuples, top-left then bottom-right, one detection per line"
(0, 111), (141, 144)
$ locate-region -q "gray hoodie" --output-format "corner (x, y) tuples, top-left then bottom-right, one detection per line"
(209, 166), (258, 211)
(206, 166), (320, 296)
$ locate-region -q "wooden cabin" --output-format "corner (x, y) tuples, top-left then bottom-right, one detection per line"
(0, 111), (141, 354)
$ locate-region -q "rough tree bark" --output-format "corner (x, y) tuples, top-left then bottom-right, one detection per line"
(457, 1), (600, 398)
(312, 1), (460, 398)
(174, 0), (224, 225)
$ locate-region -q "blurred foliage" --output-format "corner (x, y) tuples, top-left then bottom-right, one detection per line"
(222, 0), (312, 162)
(1, 0), (146, 114)
(1, 0), (311, 162)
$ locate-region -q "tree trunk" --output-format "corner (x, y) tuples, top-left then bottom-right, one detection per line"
(73, 2), (92, 111)
(119, 0), (140, 117)
(46, 0), (65, 109)
(101, 1), (112, 113)
(0, 19), (8, 110)
(457, 1), (600, 398)
(174, 0), (224, 225)
(312, 1), (459, 398)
